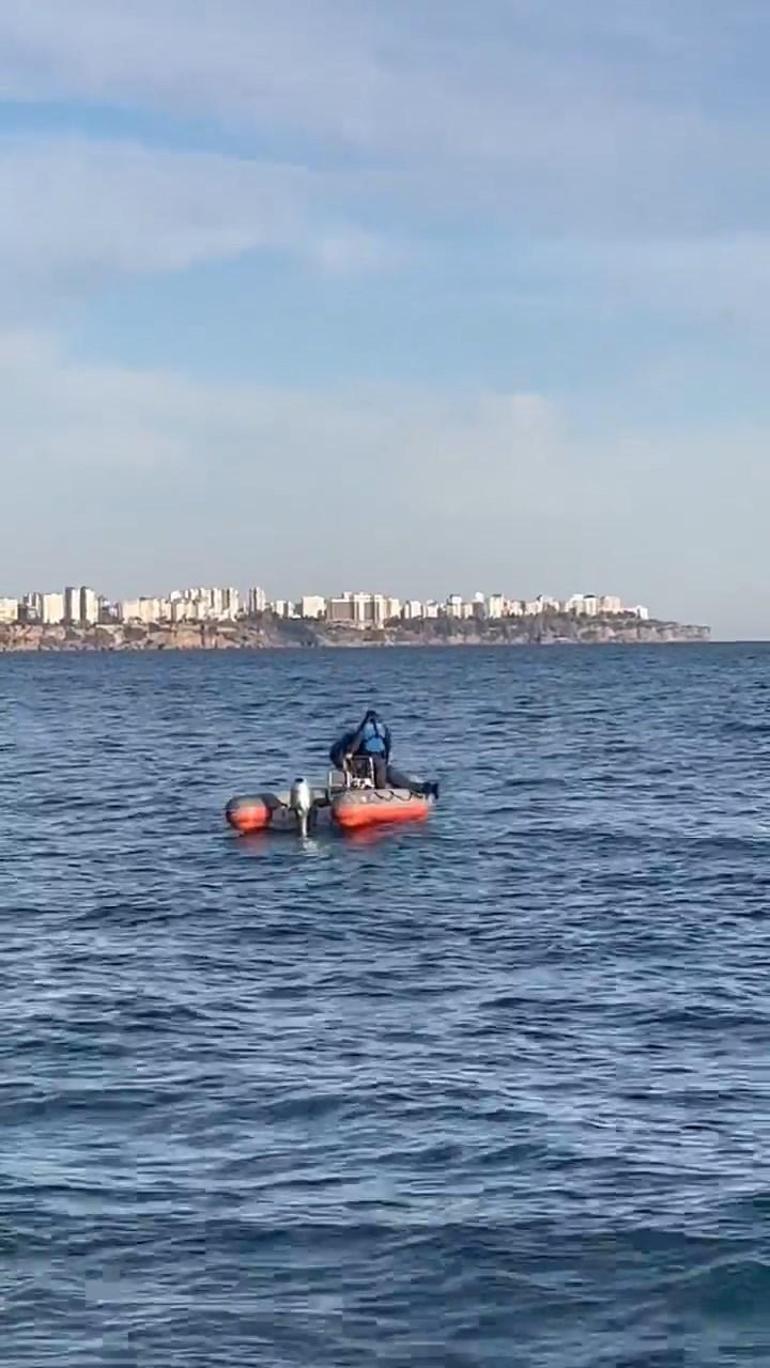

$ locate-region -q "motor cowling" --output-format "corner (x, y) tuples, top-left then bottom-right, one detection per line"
(289, 777), (313, 836)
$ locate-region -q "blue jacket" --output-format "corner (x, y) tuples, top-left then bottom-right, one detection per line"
(329, 716), (392, 767)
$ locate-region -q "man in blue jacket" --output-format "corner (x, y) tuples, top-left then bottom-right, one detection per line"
(329, 710), (438, 797)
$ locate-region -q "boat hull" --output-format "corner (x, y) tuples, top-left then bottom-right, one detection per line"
(331, 789), (431, 830)
(225, 786), (433, 835)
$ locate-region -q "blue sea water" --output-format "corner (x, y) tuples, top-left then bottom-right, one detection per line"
(2, 644), (770, 1367)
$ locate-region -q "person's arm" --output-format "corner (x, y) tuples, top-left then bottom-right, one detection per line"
(347, 714), (371, 755)
(330, 732), (354, 768)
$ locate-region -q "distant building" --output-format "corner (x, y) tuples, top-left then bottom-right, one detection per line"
(0, 597), (18, 624)
(327, 596), (356, 624)
(566, 594), (593, 616)
(634, 605), (650, 621)
(300, 595), (326, 620)
(80, 587), (99, 626)
(64, 586), (80, 625)
(98, 598), (119, 623)
(120, 597), (163, 625)
(323, 591), (393, 628)
(248, 586), (267, 616)
(169, 598), (193, 623)
(222, 588), (240, 620)
(486, 594), (504, 620)
(20, 593), (42, 623)
(600, 595), (623, 615)
(272, 599), (295, 619)
(371, 594), (389, 628)
(446, 594), (463, 619)
(41, 592), (65, 625)
(353, 592), (374, 626)
(402, 600), (424, 621)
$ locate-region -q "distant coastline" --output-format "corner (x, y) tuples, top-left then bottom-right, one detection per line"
(0, 614), (710, 653)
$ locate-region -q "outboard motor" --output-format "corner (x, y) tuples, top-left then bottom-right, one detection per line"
(289, 777), (313, 837)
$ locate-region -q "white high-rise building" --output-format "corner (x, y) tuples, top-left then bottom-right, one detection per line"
(41, 593), (65, 625)
(486, 594), (504, 620)
(222, 588), (240, 620)
(634, 605), (650, 621)
(64, 586), (80, 624)
(402, 600), (424, 621)
(121, 597), (162, 624)
(80, 588), (99, 625)
(372, 594), (389, 627)
(300, 596), (326, 619)
(446, 594), (463, 619)
(0, 597), (18, 623)
(248, 587), (267, 616)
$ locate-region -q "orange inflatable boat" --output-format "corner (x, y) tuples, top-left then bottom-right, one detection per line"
(226, 775), (436, 837)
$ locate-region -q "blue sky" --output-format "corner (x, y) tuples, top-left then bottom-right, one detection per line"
(1, 0), (769, 634)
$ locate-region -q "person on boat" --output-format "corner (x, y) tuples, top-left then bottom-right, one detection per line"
(330, 709), (391, 787)
(329, 710), (438, 797)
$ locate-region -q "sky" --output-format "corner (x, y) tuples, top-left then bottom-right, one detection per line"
(1, 1), (769, 636)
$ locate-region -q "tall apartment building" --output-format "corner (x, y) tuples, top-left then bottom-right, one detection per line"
(248, 587), (267, 616)
(64, 587), (79, 625)
(41, 593), (65, 625)
(80, 587), (99, 625)
(325, 592), (391, 628)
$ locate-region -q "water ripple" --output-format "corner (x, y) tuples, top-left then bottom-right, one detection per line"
(2, 645), (770, 1365)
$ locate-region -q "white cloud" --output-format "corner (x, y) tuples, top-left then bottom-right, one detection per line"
(0, 328), (580, 596)
(0, 135), (396, 298)
(0, 1), (764, 315)
(0, 0), (764, 235)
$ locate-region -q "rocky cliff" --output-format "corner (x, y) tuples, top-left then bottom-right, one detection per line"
(0, 614), (710, 652)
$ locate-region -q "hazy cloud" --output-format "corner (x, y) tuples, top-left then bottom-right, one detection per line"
(0, 0), (766, 234)
(0, 135), (397, 304)
(0, 329), (763, 635)
(0, 2), (768, 633)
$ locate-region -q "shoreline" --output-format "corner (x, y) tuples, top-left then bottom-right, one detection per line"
(0, 618), (711, 653)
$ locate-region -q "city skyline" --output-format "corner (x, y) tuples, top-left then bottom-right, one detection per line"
(0, 583), (652, 630)
(1, 4), (769, 638)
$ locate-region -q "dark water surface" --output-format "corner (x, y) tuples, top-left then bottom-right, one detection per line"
(2, 645), (770, 1366)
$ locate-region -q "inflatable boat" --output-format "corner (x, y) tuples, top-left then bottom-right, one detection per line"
(226, 773), (436, 837)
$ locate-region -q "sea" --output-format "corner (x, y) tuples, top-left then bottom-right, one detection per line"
(2, 644), (770, 1367)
